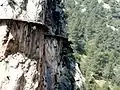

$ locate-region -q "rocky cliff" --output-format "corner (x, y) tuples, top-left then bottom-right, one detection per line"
(0, 0), (85, 90)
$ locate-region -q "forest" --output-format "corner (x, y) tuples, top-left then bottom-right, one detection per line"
(65, 0), (120, 90)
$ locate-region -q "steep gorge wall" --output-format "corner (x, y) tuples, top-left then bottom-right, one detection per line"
(0, 20), (45, 90)
(0, 0), (66, 36)
(0, 0), (85, 90)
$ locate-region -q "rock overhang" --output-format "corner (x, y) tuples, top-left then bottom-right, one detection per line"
(0, 18), (49, 32)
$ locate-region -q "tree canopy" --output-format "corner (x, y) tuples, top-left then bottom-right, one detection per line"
(65, 0), (120, 89)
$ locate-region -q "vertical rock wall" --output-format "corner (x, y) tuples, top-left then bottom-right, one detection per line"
(0, 0), (66, 36)
(0, 20), (46, 90)
(0, 0), (85, 90)
(0, 20), (85, 90)
(44, 0), (66, 36)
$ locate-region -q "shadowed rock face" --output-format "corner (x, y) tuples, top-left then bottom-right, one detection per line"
(0, 19), (85, 90)
(0, 0), (85, 90)
(0, 20), (45, 90)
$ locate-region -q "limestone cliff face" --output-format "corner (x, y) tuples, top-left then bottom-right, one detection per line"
(0, 0), (66, 36)
(0, 0), (85, 90)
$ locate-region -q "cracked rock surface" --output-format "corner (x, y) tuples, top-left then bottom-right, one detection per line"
(0, 0), (85, 90)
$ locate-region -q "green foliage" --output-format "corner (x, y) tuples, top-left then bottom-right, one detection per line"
(65, 0), (120, 89)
